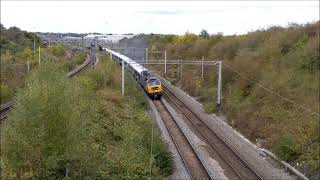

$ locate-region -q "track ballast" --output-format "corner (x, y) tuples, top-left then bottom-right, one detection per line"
(162, 85), (263, 180)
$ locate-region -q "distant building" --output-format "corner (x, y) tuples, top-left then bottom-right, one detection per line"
(37, 32), (135, 47)
(84, 34), (135, 43)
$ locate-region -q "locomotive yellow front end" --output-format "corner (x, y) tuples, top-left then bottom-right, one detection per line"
(146, 78), (163, 99)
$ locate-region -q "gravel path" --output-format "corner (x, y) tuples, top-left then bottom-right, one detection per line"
(159, 76), (297, 180)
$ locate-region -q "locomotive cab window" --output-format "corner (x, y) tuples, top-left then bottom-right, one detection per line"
(147, 79), (161, 86)
(142, 71), (151, 77)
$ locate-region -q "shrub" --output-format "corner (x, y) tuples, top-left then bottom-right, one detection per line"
(48, 45), (65, 57)
(208, 38), (239, 60)
(74, 52), (86, 65)
(0, 83), (13, 103)
(139, 21), (320, 176)
(1, 62), (85, 179)
(300, 38), (320, 71)
(275, 135), (297, 161)
(1, 60), (172, 179)
(170, 79), (177, 85)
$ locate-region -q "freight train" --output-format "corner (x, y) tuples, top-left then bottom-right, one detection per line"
(103, 48), (163, 99)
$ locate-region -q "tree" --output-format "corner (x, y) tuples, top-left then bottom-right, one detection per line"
(48, 44), (65, 57)
(1, 63), (91, 179)
(0, 23), (5, 31)
(22, 47), (33, 61)
(199, 29), (210, 39)
(175, 31), (199, 43)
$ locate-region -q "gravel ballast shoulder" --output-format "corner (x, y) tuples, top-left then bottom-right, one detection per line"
(159, 76), (297, 180)
(162, 98), (228, 180)
(146, 97), (191, 180)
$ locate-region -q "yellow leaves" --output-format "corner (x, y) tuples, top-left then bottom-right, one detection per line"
(195, 79), (202, 93)
(174, 32), (199, 44)
(0, 52), (13, 64)
(22, 47), (33, 61)
(0, 83), (13, 102)
(150, 44), (157, 51)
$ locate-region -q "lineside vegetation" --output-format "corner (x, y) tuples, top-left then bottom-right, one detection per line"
(122, 22), (320, 177)
(0, 24), (87, 104)
(1, 56), (171, 179)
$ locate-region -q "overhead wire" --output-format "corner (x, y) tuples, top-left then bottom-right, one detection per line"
(222, 62), (319, 117)
(107, 47), (319, 117)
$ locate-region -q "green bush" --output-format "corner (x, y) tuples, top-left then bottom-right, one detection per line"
(1, 62), (83, 179)
(74, 52), (86, 65)
(60, 59), (74, 72)
(0, 83), (13, 103)
(275, 135), (297, 161)
(48, 45), (65, 57)
(139, 21), (320, 176)
(171, 79), (177, 85)
(1, 58), (172, 179)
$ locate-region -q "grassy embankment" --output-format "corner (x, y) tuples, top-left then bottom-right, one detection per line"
(124, 22), (319, 177)
(0, 25), (87, 104)
(1, 54), (172, 179)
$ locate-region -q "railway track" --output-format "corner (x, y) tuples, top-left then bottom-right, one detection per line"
(154, 100), (212, 180)
(0, 54), (91, 122)
(0, 102), (13, 121)
(162, 85), (263, 180)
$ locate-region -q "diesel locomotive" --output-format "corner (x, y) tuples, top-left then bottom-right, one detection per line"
(104, 48), (163, 99)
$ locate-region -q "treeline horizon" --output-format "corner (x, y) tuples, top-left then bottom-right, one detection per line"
(3, 21), (319, 37)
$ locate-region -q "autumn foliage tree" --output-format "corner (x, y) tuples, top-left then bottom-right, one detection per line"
(123, 21), (320, 177)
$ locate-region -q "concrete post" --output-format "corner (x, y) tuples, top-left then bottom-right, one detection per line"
(27, 60), (30, 74)
(122, 59), (124, 95)
(33, 34), (35, 54)
(217, 61), (222, 106)
(145, 48), (148, 62)
(201, 56), (204, 78)
(38, 46), (41, 66)
(180, 59), (183, 79)
(83, 40), (85, 49)
(164, 51), (167, 74)
(177, 59), (179, 78)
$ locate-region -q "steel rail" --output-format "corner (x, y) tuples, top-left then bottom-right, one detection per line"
(162, 85), (263, 180)
(154, 101), (193, 180)
(163, 88), (243, 179)
(0, 102), (13, 121)
(154, 100), (212, 180)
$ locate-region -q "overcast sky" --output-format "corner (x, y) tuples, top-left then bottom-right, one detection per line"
(1, 1), (319, 35)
